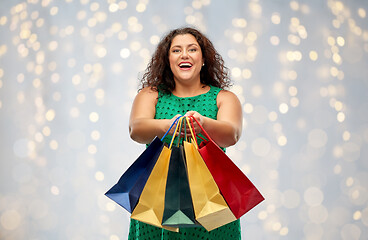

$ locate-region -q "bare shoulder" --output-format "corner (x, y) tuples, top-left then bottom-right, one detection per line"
(217, 89), (241, 107)
(130, 87), (159, 120)
(216, 89), (243, 133)
(138, 86), (159, 96)
(135, 87), (159, 103)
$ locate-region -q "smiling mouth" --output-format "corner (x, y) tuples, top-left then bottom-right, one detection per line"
(179, 62), (193, 69)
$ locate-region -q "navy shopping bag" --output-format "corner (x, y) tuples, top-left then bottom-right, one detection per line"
(105, 137), (164, 213)
(105, 116), (181, 213)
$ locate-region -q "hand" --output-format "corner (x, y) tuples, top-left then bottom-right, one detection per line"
(167, 114), (182, 136)
(184, 111), (204, 136)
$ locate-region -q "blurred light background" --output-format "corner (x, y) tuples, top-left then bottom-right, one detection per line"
(0, 0), (368, 239)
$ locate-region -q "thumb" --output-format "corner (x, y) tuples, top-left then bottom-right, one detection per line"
(184, 111), (196, 116)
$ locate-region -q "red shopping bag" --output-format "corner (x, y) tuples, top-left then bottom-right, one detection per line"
(189, 116), (264, 219)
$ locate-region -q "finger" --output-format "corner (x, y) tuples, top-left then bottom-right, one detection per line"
(184, 111), (195, 116)
(194, 126), (202, 134)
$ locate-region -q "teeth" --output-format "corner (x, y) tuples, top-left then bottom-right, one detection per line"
(179, 63), (192, 68)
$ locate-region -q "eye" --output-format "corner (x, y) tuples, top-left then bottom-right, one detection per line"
(172, 49), (180, 53)
(189, 48), (197, 52)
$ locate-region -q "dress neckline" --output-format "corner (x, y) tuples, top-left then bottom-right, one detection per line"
(170, 85), (212, 99)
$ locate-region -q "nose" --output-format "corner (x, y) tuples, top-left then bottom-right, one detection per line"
(181, 49), (189, 58)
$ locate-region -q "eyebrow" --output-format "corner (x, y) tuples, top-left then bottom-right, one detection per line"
(170, 43), (199, 49)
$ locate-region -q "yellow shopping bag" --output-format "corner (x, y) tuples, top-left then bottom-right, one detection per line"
(130, 146), (178, 232)
(130, 117), (185, 232)
(183, 117), (236, 231)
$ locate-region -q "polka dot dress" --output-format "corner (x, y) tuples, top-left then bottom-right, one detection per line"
(128, 85), (241, 240)
(128, 219), (240, 240)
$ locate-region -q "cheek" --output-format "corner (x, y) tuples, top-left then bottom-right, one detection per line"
(169, 55), (176, 65)
(168, 57), (173, 66)
(168, 56), (177, 72)
(195, 52), (203, 63)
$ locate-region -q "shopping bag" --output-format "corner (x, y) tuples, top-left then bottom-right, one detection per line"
(162, 117), (199, 228)
(130, 116), (184, 232)
(105, 116), (181, 213)
(183, 117), (236, 231)
(189, 116), (264, 219)
(130, 145), (178, 232)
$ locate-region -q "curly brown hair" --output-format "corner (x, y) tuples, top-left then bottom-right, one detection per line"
(139, 27), (232, 94)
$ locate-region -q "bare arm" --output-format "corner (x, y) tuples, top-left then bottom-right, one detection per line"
(129, 87), (179, 144)
(186, 90), (243, 148)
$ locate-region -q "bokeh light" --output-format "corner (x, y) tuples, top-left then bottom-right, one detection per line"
(1, 0), (368, 239)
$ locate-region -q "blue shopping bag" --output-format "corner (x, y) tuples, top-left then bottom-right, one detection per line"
(105, 116), (181, 213)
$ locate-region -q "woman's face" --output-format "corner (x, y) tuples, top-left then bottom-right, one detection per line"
(168, 34), (204, 85)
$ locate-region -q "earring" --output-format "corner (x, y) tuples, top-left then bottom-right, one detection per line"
(202, 63), (205, 66)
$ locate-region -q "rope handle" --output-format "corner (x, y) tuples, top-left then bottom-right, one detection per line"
(168, 116), (185, 149)
(185, 117), (197, 147)
(183, 118), (187, 143)
(188, 116), (211, 142)
(161, 115), (210, 149)
(176, 117), (185, 147)
(161, 115), (182, 141)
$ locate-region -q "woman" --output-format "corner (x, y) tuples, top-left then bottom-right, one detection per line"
(128, 27), (243, 239)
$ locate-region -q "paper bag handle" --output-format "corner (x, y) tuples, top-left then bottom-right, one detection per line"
(161, 115), (182, 141)
(188, 116), (212, 142)
(184, 117), (198, 147)
(168, 116), (185, 149)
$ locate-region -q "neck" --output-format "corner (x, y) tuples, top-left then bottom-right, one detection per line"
(172, 80), (208, 97)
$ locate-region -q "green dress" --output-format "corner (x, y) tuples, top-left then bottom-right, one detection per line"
(128, 85), (241, 240)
